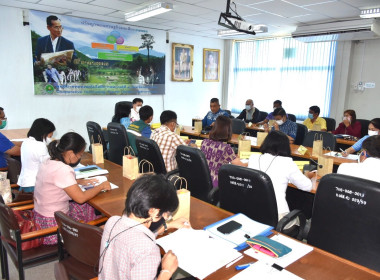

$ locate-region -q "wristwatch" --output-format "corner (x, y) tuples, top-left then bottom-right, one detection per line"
(163, 220), (168, 233)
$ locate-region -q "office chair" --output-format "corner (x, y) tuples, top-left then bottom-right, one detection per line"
(356, 119), (370, 137)
(306, 173), (380, 272)
(223, 109), (232, 116)
(175, 145), (219, 205)
(294, 123), (308, 145)
(111, 101), (133, 123)
(287, 113), (296, 122)
(303, 131), (336, 151)
(258, 111), (268, 122)
(86, 121), (108, 158)
(107, 122), (130, 165)
(324, 117), (336, 132)
(218, 165), (306, 240)
(54, 211), (104, 280)
(231, 119), (246, 134)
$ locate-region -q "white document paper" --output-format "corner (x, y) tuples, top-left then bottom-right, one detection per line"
(10, 138), (29, 142)
(245, 234), (313, 268)
(156, 229), (242, 280)
(324, 152), (359, 161)
(229, 261), (304, 280)
(244, 136), (257, 146)
(205, 213), (272, 248)
(79, 176), (118, 191)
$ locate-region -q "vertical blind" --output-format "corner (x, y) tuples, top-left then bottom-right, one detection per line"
(228, 38), (337, 119)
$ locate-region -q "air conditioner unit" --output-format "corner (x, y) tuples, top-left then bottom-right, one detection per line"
(292, 19), (380, 42)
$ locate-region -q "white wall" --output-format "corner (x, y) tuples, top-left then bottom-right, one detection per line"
(0, 6), (224, 141)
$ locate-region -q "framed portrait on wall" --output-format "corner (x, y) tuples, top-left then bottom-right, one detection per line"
(203, 48), (220, 82)
(172, 43), (194, 82)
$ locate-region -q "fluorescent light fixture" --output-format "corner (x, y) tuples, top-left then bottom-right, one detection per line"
(125, 2), (173, 22)
(217, 25), (268, 37)
(360, 8), (380, 18)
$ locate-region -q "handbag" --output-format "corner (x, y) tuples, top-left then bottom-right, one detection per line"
(91, 135), (104, 164)
(11, 210), (43, 251)
(138, 159), (155, 176)
(123, 147), (139, 180)
(170, 176), (190, 220)
(317, 148), (334, 177)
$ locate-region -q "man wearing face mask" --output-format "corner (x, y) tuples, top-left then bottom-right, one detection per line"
(237, 99), (261, 123)
(257, 100), (283, 126)
(127, 105), (153, 155)
(338, 136), (380, 183)
(264, 108), (297, 144)
(151, 110), (191, 172)
(303, 105), (327, 131)
(0, 107), (7, 129)
(130, 98), (143, 122)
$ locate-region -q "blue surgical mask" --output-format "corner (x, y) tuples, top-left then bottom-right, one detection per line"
(245, 105), (251, 111)
(0, 120), (6, 129)
(308, 113), (313, 119)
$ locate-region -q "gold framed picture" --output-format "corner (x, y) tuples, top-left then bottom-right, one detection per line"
(172, 43), (194, 82)
(203, 48), (220, 82)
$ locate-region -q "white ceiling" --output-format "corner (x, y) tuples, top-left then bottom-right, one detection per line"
(1, 0), (379, 39)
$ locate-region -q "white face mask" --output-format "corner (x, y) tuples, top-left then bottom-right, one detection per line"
(276, 120), (284, 125)
(245, 105), (251, 111)
(343, 116), (351, 122)
(136, 106), (142, 112)
(368, 130), (378, 136)
(44, 137), (52, 145)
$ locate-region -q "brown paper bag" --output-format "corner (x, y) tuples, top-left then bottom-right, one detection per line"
(238, 133), (251, 157)
(0, 172), (12, 204)
(194, 121), (202, 133)
(138, 159), (155, 177)
(123, 147), (139, 180)
(170, 176), (190, 220)
(257, 132), (268, 146)
(91, 135), (104, 164)
(317, 155), (333, 177)
(312, 134), (323, 157)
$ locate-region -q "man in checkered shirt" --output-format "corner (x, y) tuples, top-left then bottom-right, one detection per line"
(151, 110), (191, 172)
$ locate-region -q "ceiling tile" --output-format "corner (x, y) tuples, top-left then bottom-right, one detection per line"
(304, 1), (360, 19)
(155, 12), (211, 24)
(69, 11), (125, 23)
(195, 0), (227, 13)
(284, 0), (336, 7)
(172, 1), (214, 16)
(234, 0), (275, 6)
(340, 0), (380, 9)
(39, 0), (117, 15)
(245, 12), (299, 26)
(89, 0), (137, 11)
(0, 0), (72, 14)
(248, 0), (310, 18)
(290, 13), (332, 23)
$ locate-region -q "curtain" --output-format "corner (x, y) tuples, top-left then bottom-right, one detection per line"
(229, 37), (337, 120)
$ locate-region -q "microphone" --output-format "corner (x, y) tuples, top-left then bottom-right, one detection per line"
(308, 157), (323, 169)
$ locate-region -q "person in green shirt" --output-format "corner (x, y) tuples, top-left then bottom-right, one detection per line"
(127, 105), (153, 155)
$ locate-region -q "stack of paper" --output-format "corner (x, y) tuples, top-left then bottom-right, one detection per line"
(157, 229), (242, 279)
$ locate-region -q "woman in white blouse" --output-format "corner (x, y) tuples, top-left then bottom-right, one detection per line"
(248, 130), (313, 222)
(17, 118), (55, 192)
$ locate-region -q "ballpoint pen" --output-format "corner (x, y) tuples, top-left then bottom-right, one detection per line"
(235, 262), (255, 270)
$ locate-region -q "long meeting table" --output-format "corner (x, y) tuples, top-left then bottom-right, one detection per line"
(83, 153), (380, 280)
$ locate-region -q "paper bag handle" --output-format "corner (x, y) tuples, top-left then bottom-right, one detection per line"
(170, 175), (188, 190)
(124, 146), (136, 156)
(313, 133), (323, 142)
(91, 135), (102, 145)
(139, 159), (154, 173)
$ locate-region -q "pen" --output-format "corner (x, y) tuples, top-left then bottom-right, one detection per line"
(339, 148), (347, 155)
(225, 255), (243, 268)
(235, 262), (255, 270)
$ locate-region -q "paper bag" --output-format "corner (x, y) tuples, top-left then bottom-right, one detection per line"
(238, 134), (251, 158)
(138, 159), (155, 176)
(170, 176), (190, 220)
(317, 156), (333, 177)
(0, 172), (12, 204)
(123, 147), (139, 180)
(312, 134), (323, 157)
(257, 132), (268, 146)
(194, 121), (202, 133)
(91, 135), (104, 164)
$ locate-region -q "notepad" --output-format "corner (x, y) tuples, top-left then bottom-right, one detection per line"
(78, 176), (118, 191)
(74, 164), (108, 179)
(324, 152), (359, 161)
(157, 229), (242, 280)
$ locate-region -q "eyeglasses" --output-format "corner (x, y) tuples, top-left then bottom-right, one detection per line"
(51, 26), (63, 30)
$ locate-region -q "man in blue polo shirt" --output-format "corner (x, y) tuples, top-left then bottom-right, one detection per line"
(267, 108), (297, 144)
(0, 132), (21, 183)
(202, 98), (229, 128)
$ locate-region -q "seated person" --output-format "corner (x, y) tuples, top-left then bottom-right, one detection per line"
(0, 132), (21, 183)
(202, 98), (229, 128)
(332, 109), (361, 138)
(257, 100), (284, 125)
(34, 132), (111, 245)
(112, 102), (131, 129)
(0, 106), (6, 129)
(236, 99), (260, 123)
(342, 118), (380, 157)
(265, 108), (297, 144)
(127, 105), (153, 155)
(201, 115), (245, 187)
(151, 110), (190, 172)
(17, 118), (56, 193)
(338, 135), (380, 183)
(303, 105), (327, 131)
(248, 131), (313, 225)
(99, 174), (190, 280)
(130, 98), (143, 122)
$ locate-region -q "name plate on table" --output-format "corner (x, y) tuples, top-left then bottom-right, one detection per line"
(297, 145), (308, 155)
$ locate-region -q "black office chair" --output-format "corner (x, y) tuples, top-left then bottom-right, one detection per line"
(294, 123), (308, 145)
(302, 131), (336, 151)
(231, 119), (246, 134)
(135, 136), (172, 175)
(107, 122), (130, 165)
(324, 117), (336, 132)
(175, 145), (219, 205)
(288, 113), (296, 122)
(86, 121), (108, 158)
(218, 165), (306, 240)
(258, 111), (268, 122)
(357, 119), (370, 137)
(306, 173), (380, 272)
(111, 101), (133, 123)
(223, 109), (231, 116)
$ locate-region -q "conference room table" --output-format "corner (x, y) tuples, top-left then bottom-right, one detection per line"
(1, 128), (29, 140)
(180, 126), (356, 166)
(83, 153), (380, 280)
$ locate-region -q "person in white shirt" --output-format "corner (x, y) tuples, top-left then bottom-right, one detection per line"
(248, 131), (313, 223)
(338, 135), (380, 183)
(17, 118), (55, 192)
(130, 98), (143, 122)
